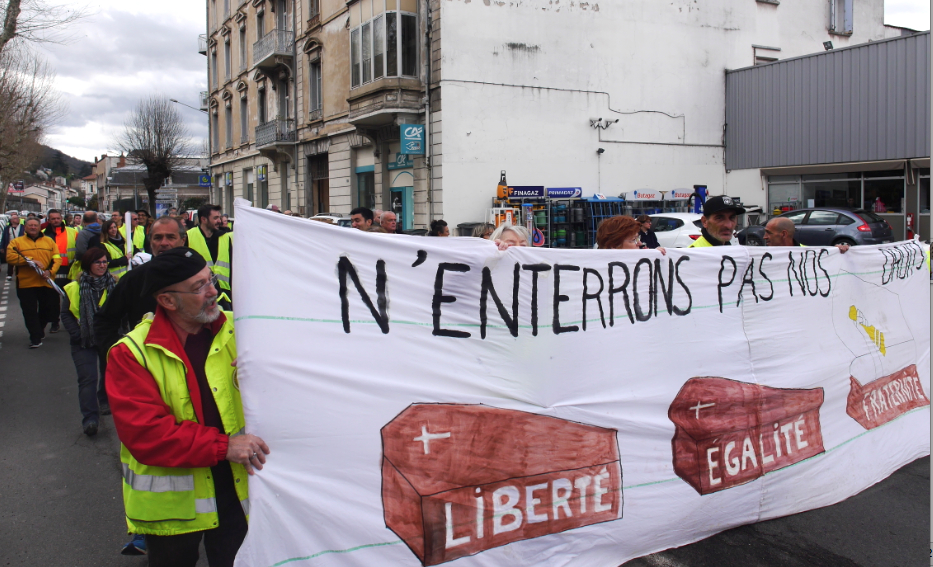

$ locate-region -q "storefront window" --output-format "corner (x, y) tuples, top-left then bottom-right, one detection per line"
(920, 177), (930, 214)
(767, 182), (800, 215)
(357, 171), (375, 209)
(802, 180), (860, 209)
(863, 178), (904, 213)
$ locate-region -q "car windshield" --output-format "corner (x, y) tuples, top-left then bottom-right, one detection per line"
(852, 210), (885, 223)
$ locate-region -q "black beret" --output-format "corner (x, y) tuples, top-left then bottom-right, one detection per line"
(141, 247), (208, 297)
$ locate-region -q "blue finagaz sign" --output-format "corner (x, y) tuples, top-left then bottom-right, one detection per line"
(400, 125), (425, 155)
(509, 186), (546, 198)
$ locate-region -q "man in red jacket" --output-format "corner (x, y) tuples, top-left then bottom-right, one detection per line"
(107, 248), (269, 566)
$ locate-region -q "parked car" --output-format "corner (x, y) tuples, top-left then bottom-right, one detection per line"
(310, 213), (352, 227)
(738, 208), (895, 246)
(648, 213), (703, 248)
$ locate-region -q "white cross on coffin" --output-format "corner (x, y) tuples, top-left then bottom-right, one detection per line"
(413, 425), (451, 454)
(689, 401), (716, 420)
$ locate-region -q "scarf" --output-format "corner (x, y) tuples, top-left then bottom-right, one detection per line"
(78, 271), (117, 348)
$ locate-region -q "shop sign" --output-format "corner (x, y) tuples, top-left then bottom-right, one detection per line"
(547, 187), (582, 198)
(665, 189), (694, 201)
(400, 125), (425, 155)
(388, 154), (414, 170)
(509, 186), (546, 198)
(627, 190), (661, 201)
(226, 172), (234, 186)
(198, 174), (211, 187)
(258, 165), (268, 182)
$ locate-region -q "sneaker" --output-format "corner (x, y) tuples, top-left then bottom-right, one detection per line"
(121, 534), (147, 555)
(99, 402), (111, 416)
(50, 323), (60, 333)
(4, 276), (10, 281)
(28, 342), (42, 349)
(83, 421), (98, 436)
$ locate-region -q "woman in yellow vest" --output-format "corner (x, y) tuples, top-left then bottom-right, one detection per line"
(99, 219), (129, 279)
(61, 247), (118, 436)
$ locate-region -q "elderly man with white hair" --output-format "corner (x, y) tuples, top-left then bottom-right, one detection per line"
(490, 224), (531, 249)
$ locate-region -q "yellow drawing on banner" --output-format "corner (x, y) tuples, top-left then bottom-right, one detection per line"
(849, 306), (886, 356)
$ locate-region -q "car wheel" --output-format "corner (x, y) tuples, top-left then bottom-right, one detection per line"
(834, 238), (856, 247)
(746, 235), (764, 246)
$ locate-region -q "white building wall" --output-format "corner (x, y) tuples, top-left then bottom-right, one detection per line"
(437, 0), (887, 228)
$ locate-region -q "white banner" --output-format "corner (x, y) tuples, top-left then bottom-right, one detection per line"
(231, 200), (930, 567)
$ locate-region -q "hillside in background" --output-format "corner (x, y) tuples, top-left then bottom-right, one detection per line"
(29, 145), (94, 179)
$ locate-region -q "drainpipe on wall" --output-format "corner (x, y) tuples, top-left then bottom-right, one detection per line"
(206, 2), (212, 201)
(292, 0), (300, 213)
(424, 0), (433, 223)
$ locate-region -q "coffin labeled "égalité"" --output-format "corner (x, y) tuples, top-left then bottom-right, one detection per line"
(669, 377), (825, 495)
(381, 404), (622, 566)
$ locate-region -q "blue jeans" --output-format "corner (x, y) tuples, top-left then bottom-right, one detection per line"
(70, 345), (107, 426)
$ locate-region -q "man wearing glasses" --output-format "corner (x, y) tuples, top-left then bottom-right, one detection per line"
(106, 247), (269, 567)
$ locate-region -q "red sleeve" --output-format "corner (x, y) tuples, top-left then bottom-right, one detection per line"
(107, 343), (230, 468)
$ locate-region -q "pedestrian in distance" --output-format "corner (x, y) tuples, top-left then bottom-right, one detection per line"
(187, 204), (233, 302)
(764, 216), (850, 253)
(350, 207), (374, 230)
(72, 212), (101, 276)
(120, 211), (146, 251)
(99, 219), (129, 279)
(107, 247), (269, 567)
(380, 211), (400, 234)
(428, 219), (449, 237)
(1, 211), (25, 281)
(61, 248), (118, 435)
(490, 224), (529, 249)
(373, 208), (384, 227)
(689, 196), (744, 248)
(472, 223), (495, 239)
(5, 217), (62, 348)
(635, 214), (661, 249)
(597, 216), (667, 254)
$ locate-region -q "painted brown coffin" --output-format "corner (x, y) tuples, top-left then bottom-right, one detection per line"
(381, 404), (622, 566)
(846, 365), (929, 429)
(668, 377), (825, 495)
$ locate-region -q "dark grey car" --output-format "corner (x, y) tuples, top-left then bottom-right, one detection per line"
(739, 208), (895, 246)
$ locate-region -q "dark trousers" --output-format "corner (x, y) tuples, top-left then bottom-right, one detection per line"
(71, 345), (107, 426)
(17, 286), (59, 344)
(147, 463), (247, 567)
(5, 263), (13, 278)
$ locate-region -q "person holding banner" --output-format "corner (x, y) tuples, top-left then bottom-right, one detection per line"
(764, 217), (851, 253)
(6, 217), (62, 348)
(491, 224), (530, 249)
(107, 248), (268, 567)
(596, 216), (667, 255)
(689, 195), (744, 247)
(43, 209), (79, 332)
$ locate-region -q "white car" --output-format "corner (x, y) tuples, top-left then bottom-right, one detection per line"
(649, 213), (703, 248)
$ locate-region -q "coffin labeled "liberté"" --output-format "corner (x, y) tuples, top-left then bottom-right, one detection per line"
(669, 377), (825, 495)
(381, 404), (622, 566)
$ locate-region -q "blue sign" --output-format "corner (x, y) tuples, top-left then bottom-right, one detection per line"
(198, 174), (211, 187)
(509, 185), (546, 198)
(400, 125), (425, 155)
(547, 187), (582, 198)
(388, 153), (414, 170)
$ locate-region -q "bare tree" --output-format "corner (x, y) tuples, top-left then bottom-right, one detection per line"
(114, 95), (192, 216)
(0, 45), (64, 212)
(0, 0), (88, 54)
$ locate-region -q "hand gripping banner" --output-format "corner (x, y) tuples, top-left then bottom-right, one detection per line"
(230, 200), (930, 567)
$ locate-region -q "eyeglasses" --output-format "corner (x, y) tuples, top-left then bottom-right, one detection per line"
(164, 274), (218, 295)
(91, 259), (109, 265)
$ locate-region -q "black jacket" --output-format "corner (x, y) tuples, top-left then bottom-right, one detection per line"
(640, 228), (661, 249)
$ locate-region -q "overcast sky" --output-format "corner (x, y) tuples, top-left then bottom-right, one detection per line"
(39, 0), (930, 164)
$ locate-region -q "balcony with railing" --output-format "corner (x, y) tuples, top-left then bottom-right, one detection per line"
(256, 118), (296, 147)
(198, 34), (208, 56)
(253, 29), (295, 71)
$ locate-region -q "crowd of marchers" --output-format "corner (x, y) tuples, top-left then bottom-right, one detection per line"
(0, 196), (848, 567)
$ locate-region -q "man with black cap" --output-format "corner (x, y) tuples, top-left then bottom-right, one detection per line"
(689, 195), (744, 248)
(106, 247), (269, 567)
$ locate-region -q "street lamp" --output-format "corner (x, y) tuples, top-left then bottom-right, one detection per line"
(170, 98), (208, 114)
